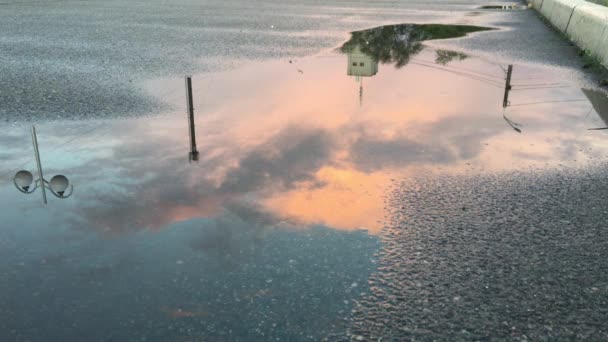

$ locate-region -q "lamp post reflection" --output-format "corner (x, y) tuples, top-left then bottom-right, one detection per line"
(13, 126), (74, 204)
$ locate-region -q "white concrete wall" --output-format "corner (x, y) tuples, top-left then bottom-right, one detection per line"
(529, 0), (608, 67)
(541, 0), (586, 32)
(530, 0), (545, 9)
(566, 3), (608, 66)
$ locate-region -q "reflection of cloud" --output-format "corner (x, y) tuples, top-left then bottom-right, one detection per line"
(72, 126), (333, 235)
(0, 131), (35, 184)
(351, 135), (453, 171)
(188, 202), (291, 266)
(73, 183), (225, 235)
(349, 115), (502, 171)
(0, 131), (30, 150)
(218, 126), (334, 193)
(263, 166), (388, 232)
(71, 114), (510, 235)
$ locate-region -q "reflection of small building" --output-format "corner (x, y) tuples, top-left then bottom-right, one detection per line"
(346, 46), (378, 106)
(347, 46), (378, 77)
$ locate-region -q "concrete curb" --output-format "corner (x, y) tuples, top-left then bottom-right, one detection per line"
(529, 0), (608, 68)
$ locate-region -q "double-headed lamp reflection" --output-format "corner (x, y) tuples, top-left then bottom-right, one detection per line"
(13, 126), (73, 204)
(14, 171), (73, 197)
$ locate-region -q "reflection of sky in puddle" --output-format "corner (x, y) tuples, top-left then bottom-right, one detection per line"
(11, 48), (603, 234)
(1, 218), (378, 340)
(2, 37), (608, 339)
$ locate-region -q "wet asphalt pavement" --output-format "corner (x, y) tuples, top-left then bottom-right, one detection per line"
(349, 168), (608, 341)
(0, 0), (601, 121)
(2, 0), (608, 341)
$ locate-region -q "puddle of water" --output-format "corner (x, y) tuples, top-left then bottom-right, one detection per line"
(340, 23), (491, 68)
(479, 4), (527, 10)
(1, 23), (608, 341)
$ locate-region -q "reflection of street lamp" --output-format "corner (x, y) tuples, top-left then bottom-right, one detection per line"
(13, 126), (73, 204)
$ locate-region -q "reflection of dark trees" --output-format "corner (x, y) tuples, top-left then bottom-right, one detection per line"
(340, 24), (489, 68)
(341, 25), (424, 68)
(435, 50), (468, 65)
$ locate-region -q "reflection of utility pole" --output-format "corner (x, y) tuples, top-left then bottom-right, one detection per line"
(503, 114), (522, 133)
(359, 77), (363, 107)
(502, 64), (513, 108)
(501, 65), (521, 133)
(185, 76), (199, 162)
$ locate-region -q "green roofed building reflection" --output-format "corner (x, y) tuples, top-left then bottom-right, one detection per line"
(340, 23), (489, 105)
